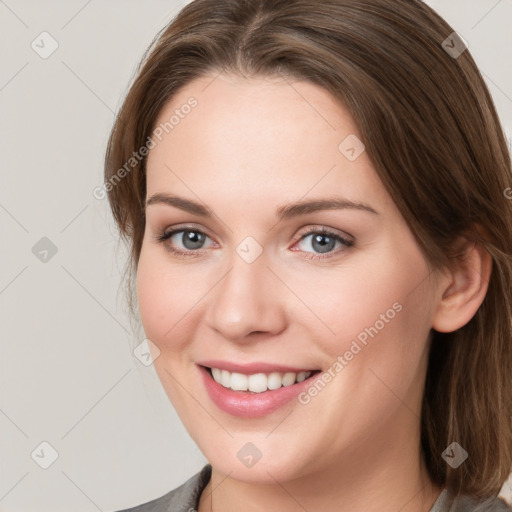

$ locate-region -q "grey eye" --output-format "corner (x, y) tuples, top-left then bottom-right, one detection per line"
(172, 230), (208, 250)
(298, 233), (340, 254)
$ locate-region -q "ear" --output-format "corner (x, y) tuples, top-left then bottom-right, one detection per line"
(431, 236), (492, 333)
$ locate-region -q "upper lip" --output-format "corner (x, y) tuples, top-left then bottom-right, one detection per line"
(198, 360), (318, 375)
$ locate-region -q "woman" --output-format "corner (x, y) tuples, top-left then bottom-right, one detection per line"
(104, 0), (512, 510)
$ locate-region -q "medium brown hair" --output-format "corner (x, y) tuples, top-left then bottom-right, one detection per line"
(104, 0), (512, 499)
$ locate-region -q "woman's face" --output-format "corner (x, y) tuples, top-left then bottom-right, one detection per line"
(137, 72), (442, 483)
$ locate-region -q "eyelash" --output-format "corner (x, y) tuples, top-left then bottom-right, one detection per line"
(154, 226), (354, 260)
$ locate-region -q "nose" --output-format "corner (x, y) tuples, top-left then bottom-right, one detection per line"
(204, 248), (288, 342)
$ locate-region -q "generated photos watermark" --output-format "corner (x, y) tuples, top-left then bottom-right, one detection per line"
(93, 96), (198, 200)
(298, 301), (403, 405)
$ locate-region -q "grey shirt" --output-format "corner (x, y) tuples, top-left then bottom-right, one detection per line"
(114, 464), (512, 512)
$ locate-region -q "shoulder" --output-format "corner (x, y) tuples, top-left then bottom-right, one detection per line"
(450, 493), (512, 511)
(112, 463), (212, 512)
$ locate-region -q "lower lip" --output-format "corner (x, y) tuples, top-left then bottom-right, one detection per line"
(198, 365), (319, 418)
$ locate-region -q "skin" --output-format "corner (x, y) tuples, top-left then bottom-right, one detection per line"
(137, 72), (491, 512)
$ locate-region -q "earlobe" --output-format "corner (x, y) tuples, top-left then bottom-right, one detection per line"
(431, 238), (492, 333)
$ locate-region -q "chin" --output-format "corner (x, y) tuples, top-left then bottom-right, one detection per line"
(195, 434), (317, 484)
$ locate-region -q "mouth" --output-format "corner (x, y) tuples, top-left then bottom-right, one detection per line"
(203, 366), (321, 394)
(197, 360), (323, 417)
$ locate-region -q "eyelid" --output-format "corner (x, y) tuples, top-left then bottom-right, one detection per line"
(289, 226), (354, 260)
(294, 224), (354, 243)
(155, 223), (217, 243)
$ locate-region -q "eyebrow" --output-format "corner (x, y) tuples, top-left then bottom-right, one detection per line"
(145, 193), (379, 220)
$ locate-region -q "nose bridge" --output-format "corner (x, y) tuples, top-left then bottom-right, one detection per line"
(205, 242), (286, 340)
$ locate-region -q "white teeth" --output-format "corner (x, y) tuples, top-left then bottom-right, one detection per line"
(209, 368), (313, 393)
(248, 373), (267, 393)
(230, 372), (248, 391)
(267, 372), (283, 390)
(221, 369), (231, 388)
(211, 367), (222, 382)
(296, 371), (308, 383)
(282, 372), (296, 387)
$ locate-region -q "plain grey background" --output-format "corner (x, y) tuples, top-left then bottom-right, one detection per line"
(0, 1), (511, 511)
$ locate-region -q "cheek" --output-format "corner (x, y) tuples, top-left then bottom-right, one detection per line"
(293, 244), (432, 362)
(136, 249), (203, 352)
(287, 253), (433, 448)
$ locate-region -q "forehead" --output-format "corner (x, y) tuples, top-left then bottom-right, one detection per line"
(145, 73), (391, 213)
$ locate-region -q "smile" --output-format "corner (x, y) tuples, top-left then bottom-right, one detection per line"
(197, 363), (321, 418)
(209, 367), (313, 393)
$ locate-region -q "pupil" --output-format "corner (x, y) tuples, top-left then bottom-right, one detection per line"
(183, 230), (204, 249)
(313, 234), (335, 253)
